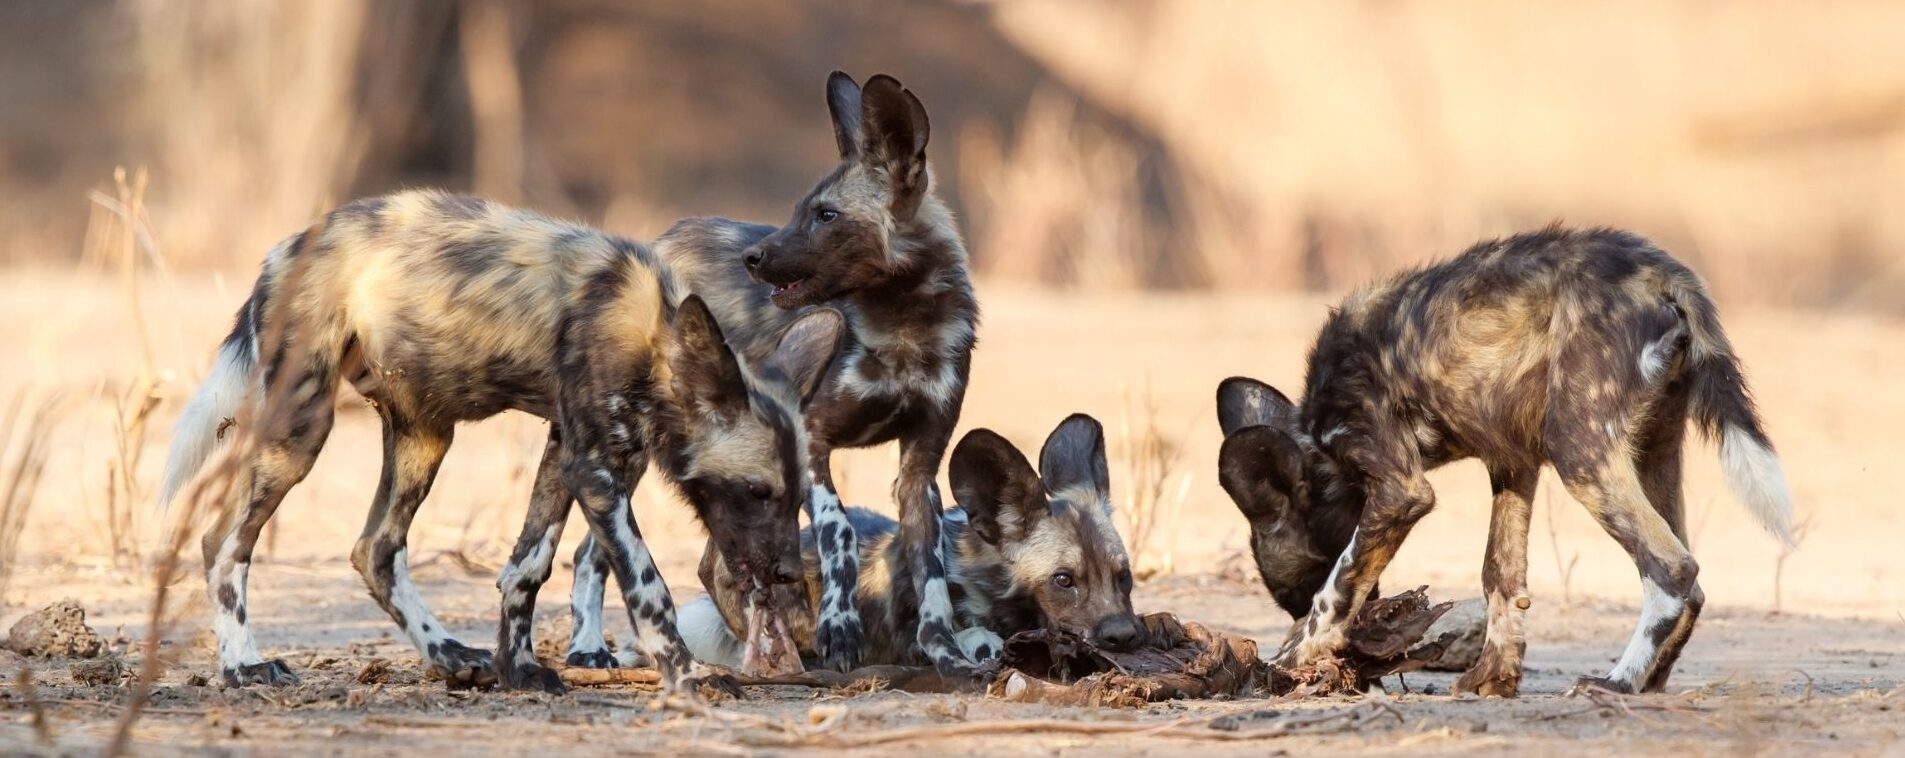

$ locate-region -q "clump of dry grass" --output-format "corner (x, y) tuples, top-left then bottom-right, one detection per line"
(1115, 380), (1193, 580)
(1543, 490), (1581, 605)
(83, 168), (169, 571)
(1, 394), (60, 604)
(1772, 513), (1816, 614)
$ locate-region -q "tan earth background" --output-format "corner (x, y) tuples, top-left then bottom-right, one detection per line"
(1, 2), (1902, 755)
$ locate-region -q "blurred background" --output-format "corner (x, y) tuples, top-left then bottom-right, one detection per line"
(2, 1), (1901, 630)
(7, 0), (1905, 306)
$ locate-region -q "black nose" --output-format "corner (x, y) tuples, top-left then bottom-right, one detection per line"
(744, 249), (765, 271)
(771, 555), (802, 585)
(1092, 616), (1143, 651)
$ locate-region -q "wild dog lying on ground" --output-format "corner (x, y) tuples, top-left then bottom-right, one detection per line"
(679, 415), (1142, 669)
(158, 190), (839, 692)
(552, 71), (986, 678)
(1215, 226), (1796, 696)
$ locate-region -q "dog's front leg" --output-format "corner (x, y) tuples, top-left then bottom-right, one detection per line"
(804, 442), (865, 671)
(561, 449), (736, 697)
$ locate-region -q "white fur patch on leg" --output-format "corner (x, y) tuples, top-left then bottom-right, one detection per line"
(955, 626), (1005, 663)
(210, 554), (263, 671)
(389, 548), (454, 656)
(566, 541), (611, 658)
(497, 524), (561, 658)
(1606, 576), (1683, 688)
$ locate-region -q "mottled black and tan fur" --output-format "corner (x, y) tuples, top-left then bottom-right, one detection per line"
(158, 190), (839, 693)
(558, 72), (986, 677)
(1216, 226), (1796, 696)
(680, 416), (1141, 668)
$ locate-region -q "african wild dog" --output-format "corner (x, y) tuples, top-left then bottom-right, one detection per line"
(1214, 226), (1795, 696)
(552, 71), (987, 678)
(679, 415), (1142, 669)
(157, 190), (839, 693)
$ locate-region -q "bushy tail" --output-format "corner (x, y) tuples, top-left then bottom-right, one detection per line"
(157, 301), (261, 511)
(1672, 274), (1797, 546)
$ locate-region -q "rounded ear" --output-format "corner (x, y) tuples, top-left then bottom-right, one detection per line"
(671, 294), (748, 417)
(1038, 413), (1110, 504)
(1217, 425), (1305, 523)
(949, 429), (1044, 546)
(1216, 376), (1298, 437)
(762, 307), (844, 405)
(825, 71), (863, 160)
(858, 74), (931, 219)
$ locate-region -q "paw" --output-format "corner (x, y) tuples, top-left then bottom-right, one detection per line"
(931, 652), (1002, 690)
(1568, 674), (1636, 696)
(222, 659), (300, 687)
(498, 660), (567, 695)
(1453, 654), (1523, 698)
(955, 627), (1005, 664)
(427, 640), (497, 688)
(564, 648), (621, 669)
(814, 613), (866, 673)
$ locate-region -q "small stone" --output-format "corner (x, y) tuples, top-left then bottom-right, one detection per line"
(8, 600), (104, 658)
(71, 657), (125, 686)
(1416, 597), (1487, 672)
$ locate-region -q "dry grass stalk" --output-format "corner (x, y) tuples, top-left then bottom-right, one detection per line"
(1772, 512), (1816, 613)
(1542, 489), (1580, 605)
(1116, 380), (1192, 580)
(1, 393), (59, 603)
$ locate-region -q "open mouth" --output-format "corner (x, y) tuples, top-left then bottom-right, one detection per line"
(738, 583), (804, 677)
(769, 278), (807, 300)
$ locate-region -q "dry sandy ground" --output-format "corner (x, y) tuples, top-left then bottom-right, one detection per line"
(2, 271), (1903, 755)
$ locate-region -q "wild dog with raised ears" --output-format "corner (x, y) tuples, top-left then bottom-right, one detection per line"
(679, 415), (1143, 670)
(157, 190), (837, 693)
(556, 71), (985, 678)
(1215, 226), (1796, 696)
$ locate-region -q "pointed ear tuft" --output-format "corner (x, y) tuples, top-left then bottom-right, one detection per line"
(1038, 413), (1110, 504)
(950, 429), (1044, 547)
(762, 307), (844, 405)
(1216, 376), (1298, 437)
(671, 294), (748, 417)
(825, 71), (863, 160)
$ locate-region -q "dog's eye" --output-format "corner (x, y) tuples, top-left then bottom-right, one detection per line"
(748, 482), (773, 501)
(1052, 571), (1075, 589)
(814, 208), (840, 224)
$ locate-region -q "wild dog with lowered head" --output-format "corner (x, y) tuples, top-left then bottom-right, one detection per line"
(556, 71), (985, 677)
(158, 190), (838, 692)
(680, 415), (1142, 669)
(1215, 226), (1795, 696)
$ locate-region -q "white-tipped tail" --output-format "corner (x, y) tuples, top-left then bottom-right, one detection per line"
(1719, 426), (1797, 546)
(158, 338), (257, 511)
(676, 594), (746, 668)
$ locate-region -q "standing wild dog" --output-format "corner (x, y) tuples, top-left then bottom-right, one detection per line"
(158, 190), (839, 692)
(678, 415), (1143, 669)
(1215, 226), (1796, 696)
(551, 71), (986, 677)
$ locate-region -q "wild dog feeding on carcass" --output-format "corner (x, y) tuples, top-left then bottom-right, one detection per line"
(556, 71), (988, 679)
(676, 415), (1142, 672)
(158, 190), (838, 693)
(1216, 226), (1796, 696)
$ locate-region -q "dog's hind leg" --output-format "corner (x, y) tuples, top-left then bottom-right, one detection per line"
(1455, 465), (1538, 698)
(495, 427), (576, 692)
(1632, 379), (1703, 692)
(1548, 379), (1700, 696)
(349, 408), (485, 685)
(564, 536), (629, 668)
(201, 352), (338, 687)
